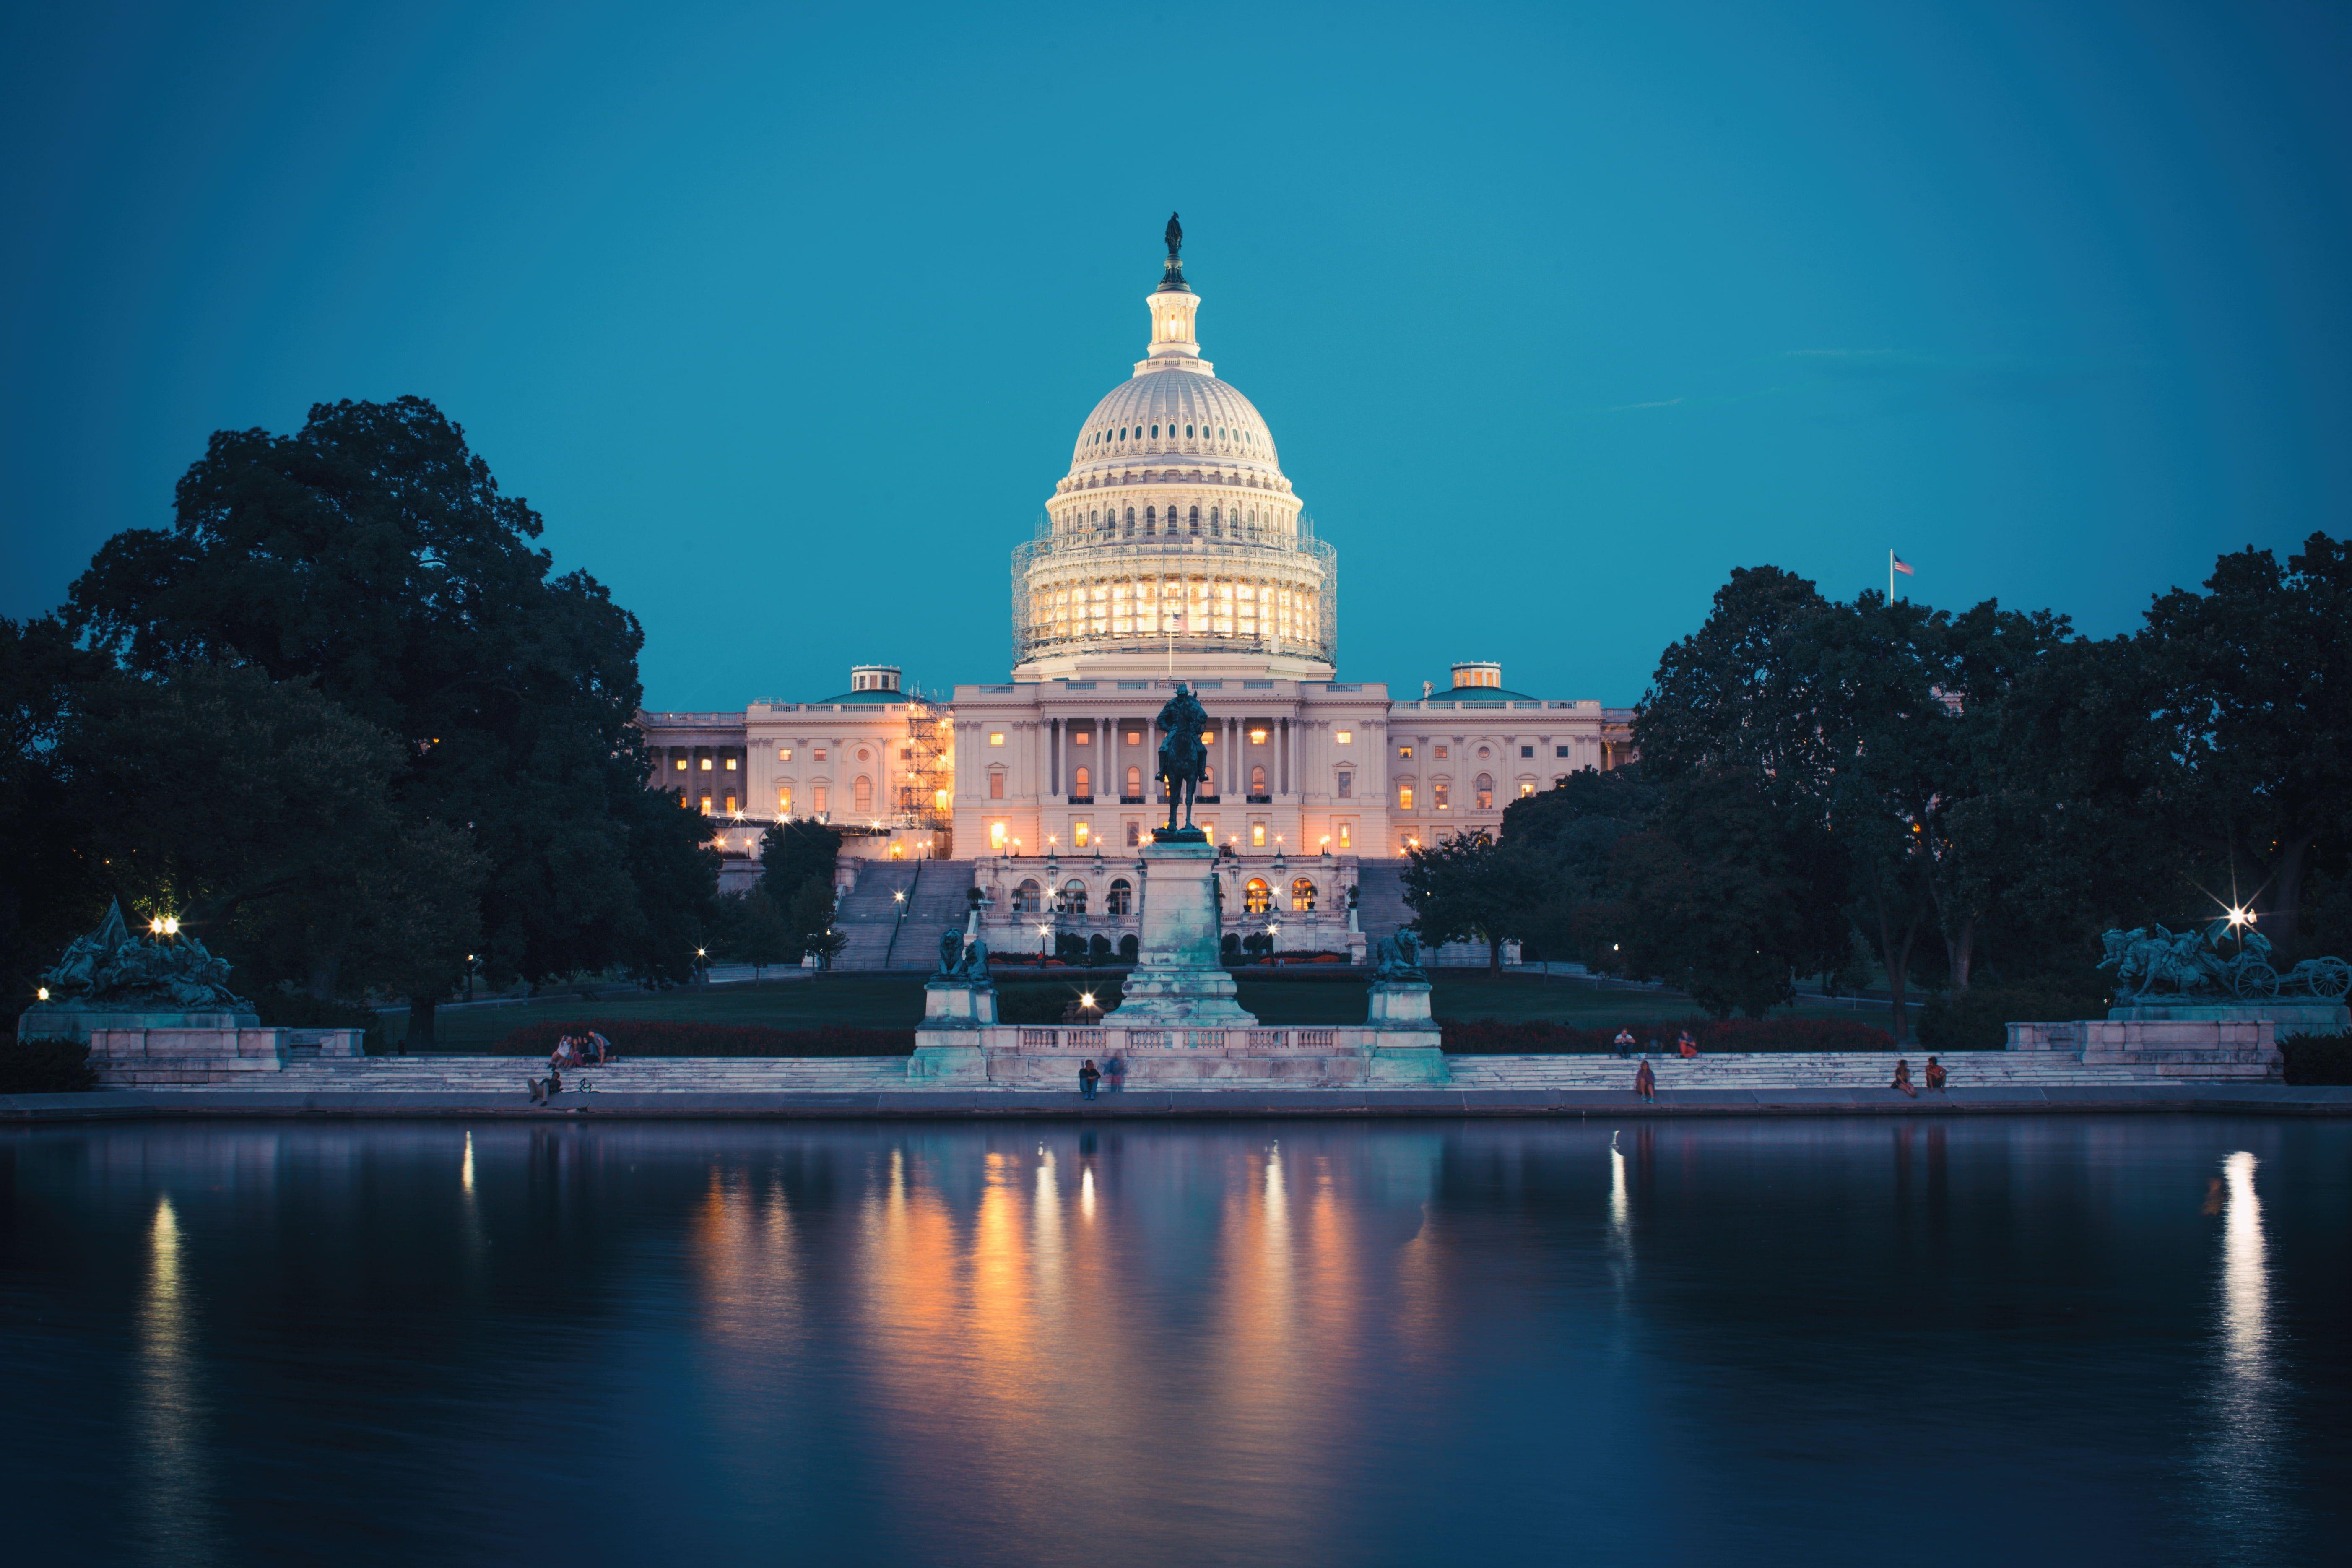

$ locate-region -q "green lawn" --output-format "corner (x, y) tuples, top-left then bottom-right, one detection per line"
(392, 970), (1883, 1048)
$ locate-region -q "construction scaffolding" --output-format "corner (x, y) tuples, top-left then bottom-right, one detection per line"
(900, 693), (954, 857)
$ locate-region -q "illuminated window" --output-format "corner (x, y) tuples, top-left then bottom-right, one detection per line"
(1244, 878), (1272, 914)
(1073, 729), (1090, 745)
(1336, 730), (1352, 744)
(1251, 823), (1266, 847)
(1435, 746), (1448, 760)
(1201, 730), (1215, 746)
(674, 758), (687, 771)
(1398, 745), (1413, 759)
(725, 757), (738, 771)
(814, 748), (827, 762)
(777, 787), (792, 814)
(1073, 822), (1091, 848)
(1250, 765), (1267, 793)
(1073, 766), (1090, 797)
(1125, 731), (1141, 746)
(1520, 781), (1536, 798)
(990, 821), (1008, 850)
(1434, 780), (1450, 809)
(725, 793), (738, 812)
(1248, 728), (1268, 744)
(1291, 879), (1317, 912)
(1126, 765), (1142, 796)
(777, 748), (791, 761)
(1398, 782), (1414, 810)
(1476, 776), (1493, 810)
(701, 758), (712, 771)
(699, 797), (712, 815)
(813, 786), (829, 812)
(1337, 822), (1352, 850)
(1108, 878), (1133, 914)
(990, 733), (1006, 746)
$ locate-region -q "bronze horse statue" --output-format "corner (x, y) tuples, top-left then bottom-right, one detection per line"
(1155, 684), (1210, 836)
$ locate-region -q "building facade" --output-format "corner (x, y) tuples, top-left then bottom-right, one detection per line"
(637, 228), (1632, 926)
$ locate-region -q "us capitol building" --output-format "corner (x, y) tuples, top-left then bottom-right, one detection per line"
(639, 221), (1632, 957)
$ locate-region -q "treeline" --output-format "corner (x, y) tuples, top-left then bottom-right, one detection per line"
(1406, 540), (2352, 1038)
(1, 398), (722, 1041)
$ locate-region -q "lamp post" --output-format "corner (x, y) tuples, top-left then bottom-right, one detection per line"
(465, 953), (477, 1005)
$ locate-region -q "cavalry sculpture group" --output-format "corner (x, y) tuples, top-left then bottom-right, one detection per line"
(2099, 918), (2349, 1003)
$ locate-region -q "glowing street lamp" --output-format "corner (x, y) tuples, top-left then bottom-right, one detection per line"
(148, 915), (179, 937)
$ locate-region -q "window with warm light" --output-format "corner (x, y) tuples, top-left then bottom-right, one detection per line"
(1073, 822), (1091, 848)
(1251, 823), (1267, 847)
(814, 748), (827, 762)
(725, 757), (738, 771)
(1250, 765), (1267, 794)
(1520, 781), (1536, 798)
(1398, 744), (1413, 759)
(1073, 767), (1090, 797)
(699, 797), (712, 815)
(725, 793), (738, 813)
(1476, 775), (1494, 811)
(1291, 879), (1317, 912)
(1125, 730), (1141, 746)
(674, 757), (687, 771)
(700, 758), (712, 771)
(777, 787), (793, 814)
(1126, 765), (1142, 796)
(1398, 782), (1414, 809)
(813, 785), (829, 812)
(1337, 822), (1352, 849)
(990, 732), (1006, 746)
(991, 821), (1008, 850)
(1248, 728), (1268, 744)
(1434, 780), (1450, 809)
(1074, 729), (1090, 745)
(1336, 730), (1353, 744)
(777, 747), (792, 761)
(1435, 745), (1449, 759)
(1201, 730), (1216, 746)
(1245, 879), (1273, 914)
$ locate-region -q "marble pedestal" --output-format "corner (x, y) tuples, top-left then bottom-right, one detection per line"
(1108, 836), (1256, 1026)
(18, 1007), (257, 1045)
(1364, 978), (1449, 1083)
(909, 978), (998, 1082)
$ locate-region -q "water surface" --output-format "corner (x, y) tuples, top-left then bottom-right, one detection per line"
(3, 1117), (2346, 1565)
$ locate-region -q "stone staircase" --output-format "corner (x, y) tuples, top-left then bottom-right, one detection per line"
(1444, 1050), (2184, 1090)
(166, 1056), (913, 1093)
(828, 860), (977, 970)
(1352, 863), (1414, 948)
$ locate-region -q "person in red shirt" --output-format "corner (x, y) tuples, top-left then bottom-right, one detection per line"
(1676, 1029), (1700, 1059)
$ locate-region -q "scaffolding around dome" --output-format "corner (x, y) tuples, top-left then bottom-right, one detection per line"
(1010, 517), (1338, 671)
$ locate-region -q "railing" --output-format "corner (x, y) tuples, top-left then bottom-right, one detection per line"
(1297, 1029), (1336, 1051)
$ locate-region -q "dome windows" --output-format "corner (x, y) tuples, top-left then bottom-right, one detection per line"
(1151, 424), (1159, 437)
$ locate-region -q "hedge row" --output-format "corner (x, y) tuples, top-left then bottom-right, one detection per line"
(1439, 1016), (1896, 1054)
(0, 1038), (97, 1092)
(497, 1020), (915, 1057)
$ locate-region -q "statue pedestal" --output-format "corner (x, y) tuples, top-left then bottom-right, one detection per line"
(1109, 837), (1255, 1026)
(910, 978), (997, 1082)
(1364, 979), (1448, 1082)
(19, 1007), (257, 1045)
(82, 1022), (288, 1086)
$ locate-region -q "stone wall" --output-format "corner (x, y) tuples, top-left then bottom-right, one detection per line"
(2006, 1019), (2281, 1080)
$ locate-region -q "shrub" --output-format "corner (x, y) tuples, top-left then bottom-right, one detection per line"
(0, 1037), (97, 1092)
(251, 991), (387, 1055)
(2281, 1031), (2352, 1086)
(496, 1019), (912, 1056)
(1439, 1016), (1895, 1054)
(1917, 986), (2105, 1052)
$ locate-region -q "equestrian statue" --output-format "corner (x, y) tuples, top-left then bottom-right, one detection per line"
(1154, 683), (1211, 840)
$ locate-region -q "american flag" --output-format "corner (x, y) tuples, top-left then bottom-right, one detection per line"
(1891, 554), (1915, 577)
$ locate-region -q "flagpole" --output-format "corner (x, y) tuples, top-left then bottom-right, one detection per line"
(1888, 549), (1894, 603)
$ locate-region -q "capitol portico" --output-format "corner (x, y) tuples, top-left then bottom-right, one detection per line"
(637, 220), (1631, 954)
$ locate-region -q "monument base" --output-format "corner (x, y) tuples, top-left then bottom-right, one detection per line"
(1108, 837), (1256, 1026)
(84, 1024), (290, 1086)
(18, 1008), (258, 1045)
(909, 978), (998, 1081)
(2107, 1002), (2348, 1032)
(2006, 1018), (2283, 1079)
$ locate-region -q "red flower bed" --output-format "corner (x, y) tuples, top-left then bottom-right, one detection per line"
(497, 1020), (913, 1057)
(1439, 1017), (1895, 1054)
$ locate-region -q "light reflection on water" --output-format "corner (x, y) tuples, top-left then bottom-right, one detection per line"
(2, 1118), (2347, 1566)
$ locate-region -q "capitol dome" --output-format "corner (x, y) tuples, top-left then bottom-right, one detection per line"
(1013, 220), (1336, 680)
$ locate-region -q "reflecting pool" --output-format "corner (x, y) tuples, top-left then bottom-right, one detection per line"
(3, 1118), (2347, 1565)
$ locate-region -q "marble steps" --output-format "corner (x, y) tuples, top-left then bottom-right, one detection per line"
(1445, 1052), (2179, 1088)
(167, 1057), (912, 1093)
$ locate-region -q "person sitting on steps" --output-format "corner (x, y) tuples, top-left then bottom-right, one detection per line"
(1890, 1058), (1918, 1097)
(1925, 1056), (1948, 1092)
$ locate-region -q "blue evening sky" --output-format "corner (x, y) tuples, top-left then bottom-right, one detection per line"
(4, 1), (2348, 709)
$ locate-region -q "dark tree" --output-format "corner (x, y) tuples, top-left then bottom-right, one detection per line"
(64, 398), (714, 1033)
(0, 617), (120, 1029)
(1401, 829), (1537, 975)
(2142, 532), (2352, 949)
(759, 818), (845, 912)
